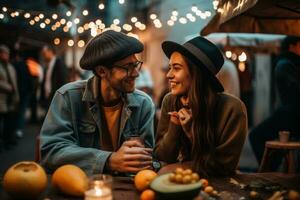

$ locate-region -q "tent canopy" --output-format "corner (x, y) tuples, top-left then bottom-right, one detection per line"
(201, 0), (300, 36)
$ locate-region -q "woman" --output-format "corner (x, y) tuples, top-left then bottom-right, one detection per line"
(155, 36), (248, 177)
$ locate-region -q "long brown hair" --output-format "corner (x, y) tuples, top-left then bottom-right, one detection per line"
(177, 57), (219, 176)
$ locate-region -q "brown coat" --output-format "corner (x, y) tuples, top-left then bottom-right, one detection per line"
(155, 92), (248, 176)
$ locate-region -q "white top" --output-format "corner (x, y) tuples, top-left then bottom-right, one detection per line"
(45, 56), (56, 98)
(216, 59), (240, 98)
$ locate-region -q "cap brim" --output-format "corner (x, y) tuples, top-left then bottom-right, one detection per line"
(162, 41), (224, 92)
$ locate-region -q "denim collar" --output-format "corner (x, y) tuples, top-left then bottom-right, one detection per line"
(82, 75), (140, 108)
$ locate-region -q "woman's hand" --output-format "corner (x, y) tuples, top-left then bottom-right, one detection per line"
(168, 111), (180, 125)
(168, 108), (193, 140)
(178, 108), (193, 140)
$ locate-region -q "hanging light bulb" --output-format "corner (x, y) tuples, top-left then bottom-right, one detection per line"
(113, 18), (120, 25)
(98, 3), (105, 10)
(82, 10), (89, 16)
(24, 13), (31, 18)
(78, 40), (85, 47)
(66, 11), (72, 16)
(150, 14), (157, 20)
(131, 17), (137, 23)
(54, 38), (60, 45)
(68, 39), (74, 47)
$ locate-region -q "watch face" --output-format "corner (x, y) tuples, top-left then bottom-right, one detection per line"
(153, 161), (161, 171)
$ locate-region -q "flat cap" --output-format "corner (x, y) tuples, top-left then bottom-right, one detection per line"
(80, 30), (144, 70)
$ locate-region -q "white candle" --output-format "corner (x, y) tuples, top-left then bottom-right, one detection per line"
(84, 186), (112, 200)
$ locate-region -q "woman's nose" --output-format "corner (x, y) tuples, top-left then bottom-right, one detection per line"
(166, 70), (173, 79)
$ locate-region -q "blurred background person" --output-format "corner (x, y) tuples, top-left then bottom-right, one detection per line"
(40, 45), (68, 111)
(216, 44), (240, 98)
(0, 45), (19, 149)
(249, 36), (300, 171)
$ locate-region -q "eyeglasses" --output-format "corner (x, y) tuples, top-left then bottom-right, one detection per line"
(112, 61), (143, 75)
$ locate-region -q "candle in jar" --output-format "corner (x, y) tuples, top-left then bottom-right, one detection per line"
(84, 186), (112, 200)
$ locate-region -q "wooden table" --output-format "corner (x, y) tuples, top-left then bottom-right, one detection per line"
(0, 173), (299, 200)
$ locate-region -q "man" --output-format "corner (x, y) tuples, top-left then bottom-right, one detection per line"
(40, 30), (155, 175)
(40, 45), (68, 109)
(249, 36), (300, 170)
(0, 45), (19, 149)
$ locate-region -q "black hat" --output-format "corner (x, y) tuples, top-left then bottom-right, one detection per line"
(80, 30), (144, 70)
(162, 36), (224, 92)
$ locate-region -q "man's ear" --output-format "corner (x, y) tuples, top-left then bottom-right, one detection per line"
(95, 66), (107, 78)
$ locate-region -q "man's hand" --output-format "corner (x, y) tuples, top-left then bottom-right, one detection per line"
(108, 140), (153, 173)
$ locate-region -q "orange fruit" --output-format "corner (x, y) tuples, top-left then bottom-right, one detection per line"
(200, 178), (209, 187)
(52, 164), (88, 197)
(134, 169), (157, 191)
(3, 161), (47, 199)
(140, 189), (155, 200)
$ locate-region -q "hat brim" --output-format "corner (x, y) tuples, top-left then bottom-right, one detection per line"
(162, 41), (224, 92)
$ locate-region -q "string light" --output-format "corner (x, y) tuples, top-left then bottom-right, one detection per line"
(167, 20), (174, 26)
(225, 51), (232, 58)
(68, 39), (74, 46)
(82, 10), (88, 16)
(150, 14), (157, 20)
(78, 40), (85, 47)
(179, 17), (187, 24)
(122, 24), (132, 31)
(172, 10), (178, 16)
(52, 14), (58, 20)
(54, 38), (60, 45)
(238, 62), (246, 72)
(74, 18), (80, 24)
(238, 52), (247, 62)
(24, 13), (30, 18)
(60, 18), (66, 24)
(75, 27), (82, 33)
(98, 3), (105, 10)
(66, 11), (72, 16)
(34, 16), (40, 22)
(44, 18), (51, 24)
(131, 17), (137, 23)
(213, 0), (219, 10)
(113, 18), (120, 25)
(96, 19), (102, 25)
(63, 26), (69, 32)
(0, 2), (216, 33)
(191, 6), (198, 12)
(66, 21), (73, 28)
(40, 22), (46, 28)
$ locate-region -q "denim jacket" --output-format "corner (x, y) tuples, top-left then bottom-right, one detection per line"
(40, 76), (155, 175)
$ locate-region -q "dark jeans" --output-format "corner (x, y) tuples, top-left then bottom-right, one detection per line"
(0, 112), (18, 148)
(16, 93), (31, 130)
(249, 105), (300, 170)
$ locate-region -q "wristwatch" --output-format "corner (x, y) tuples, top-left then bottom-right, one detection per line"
(152, 160), (161, 172)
